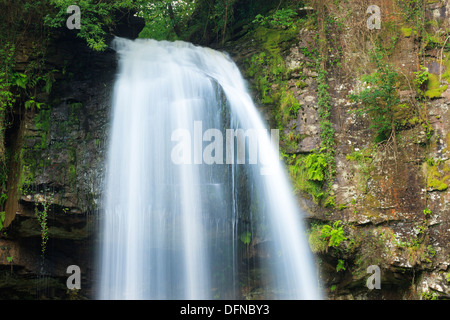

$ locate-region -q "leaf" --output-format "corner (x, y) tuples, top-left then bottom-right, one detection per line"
(336, 259), (346, 272)
(0, 211), (5, 230)
(240, 231), (251, 245)
(25, 100), (35, 109)
(15, 78), (27, 89)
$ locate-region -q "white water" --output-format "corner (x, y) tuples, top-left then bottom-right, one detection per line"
(98, 38), (321, 300)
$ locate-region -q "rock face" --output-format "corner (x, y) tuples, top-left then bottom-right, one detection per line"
(0, 14), (143, 299)
(224, 1), (449, 300)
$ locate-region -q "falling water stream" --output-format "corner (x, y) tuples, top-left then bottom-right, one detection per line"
(98, 38), (321, 300)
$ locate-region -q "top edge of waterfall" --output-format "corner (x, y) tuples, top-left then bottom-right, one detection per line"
(110, 37), (248, 100)
(111, 36), (230, 59)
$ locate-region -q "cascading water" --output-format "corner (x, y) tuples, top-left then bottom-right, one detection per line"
(98, 38), (322, 300)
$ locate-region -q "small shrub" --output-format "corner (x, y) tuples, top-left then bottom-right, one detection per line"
(349, 50), (400, 142)
(336, 259), (346, 272)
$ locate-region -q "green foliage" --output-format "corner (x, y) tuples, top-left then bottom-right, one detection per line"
(308, 223), (328, 253)
(424, 73), (447, 99)
(240, 231), (251, 245)
(0, 211), (5, 230)
(138, 0), (196, 41)
(243, 19), (300, 160)
(288, 152), (326, 204)
(304, 151), (327, 181)
(45, 0), (138, 51)
(245, 52), (276, 104)
(320, 220), (347, 248)
(280, 90), (301, 122)
(413, 66), (429, 99)
(349, 50), (400, 142)
(0, 44), (18, 112)
(421, 291), (438, 300)
(336, 259), (346, 272)
(35, 199), (51, 257)
(324, 195), (336, 208)
(396, 0), (425, 45)
(252, 8), (298, 29)
(426, 159), (449, 191)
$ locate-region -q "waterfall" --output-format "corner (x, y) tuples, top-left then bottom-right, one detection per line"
(98, 38), (321, 300)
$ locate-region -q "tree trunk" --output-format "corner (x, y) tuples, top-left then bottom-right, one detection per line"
(168, 3), (182, 38)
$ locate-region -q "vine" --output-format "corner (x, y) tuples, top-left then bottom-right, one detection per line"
(35, 195), (52, 258)
(316, 58), (336, 196)
(312, 3), (337, 206)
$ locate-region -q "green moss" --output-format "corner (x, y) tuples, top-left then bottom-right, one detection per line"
(393, 103), (420, 127)
(308, 224), (328, 254)
(425, 160), (449, 191)
(244, 14), (336, 207)
(425, 73), (447, 99)
(400, 27), (412, 37)
(429, 178), (448, 191)
(286, 151), (329, 204)
(253, 26), (298, 57)
(279, 90), (300, 122)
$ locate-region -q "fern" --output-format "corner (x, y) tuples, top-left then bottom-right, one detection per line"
(304, 151), (326, 181)
(320, 220), (347, 248)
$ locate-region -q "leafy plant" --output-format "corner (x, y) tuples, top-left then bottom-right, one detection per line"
(44, 0), (139, 51)
(253, 8), (297, 29)
(413, 66), (429, 99)
(308, 223), (328, 253)
(240, 231), (251, 245)
(315, 57), (336, 200)
(336, 259), (346, 272)
(0, 211), (5, 230)
(304, 150), (327, 181)
(288, 153), (325, 204)
(320, 220), (347, 248)
(138, 0), (197, 41)
(421, 291), (438, 300)
(349, 50), (400, 142)
(35, 198), (52, 257)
